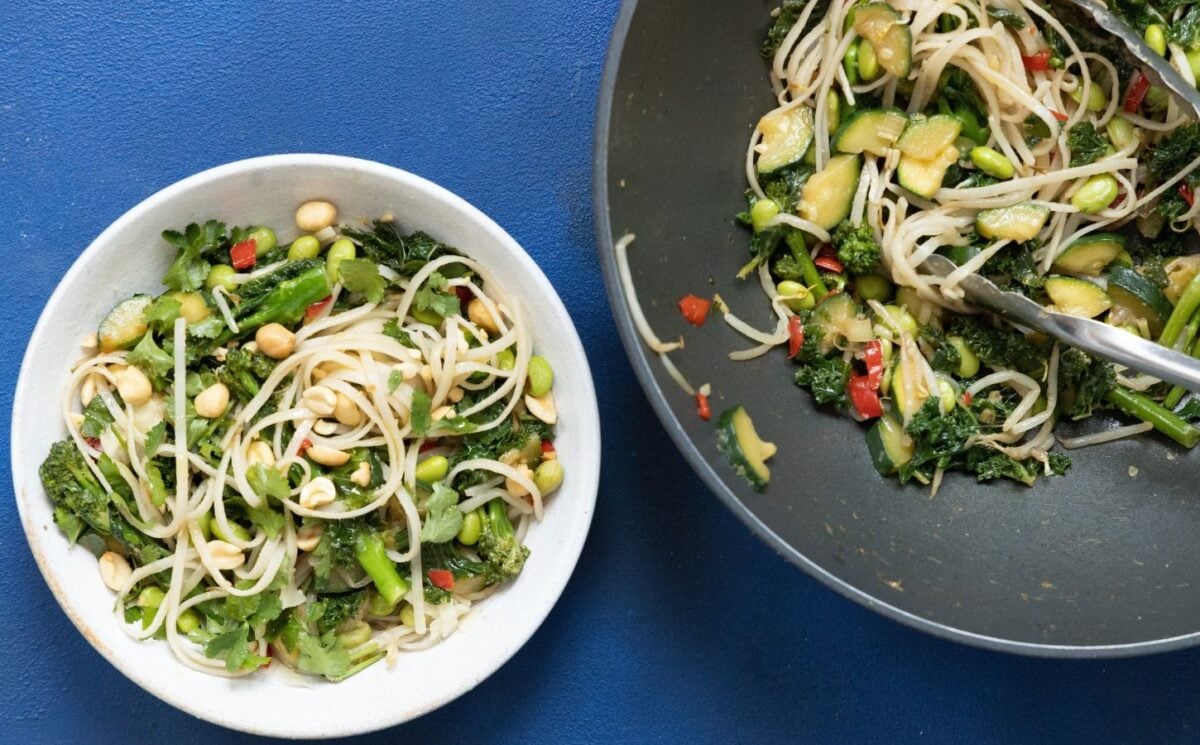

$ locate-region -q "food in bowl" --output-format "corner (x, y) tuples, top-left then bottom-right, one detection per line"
(39, 199), (564, 681)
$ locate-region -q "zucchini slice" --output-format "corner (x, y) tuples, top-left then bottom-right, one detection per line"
(1051, 233), (1124, 277)
(716, 405), (778, 491)
(897, 115), (963, 161)
(975, 202), (1050, 243)
(98, 295), (153, 353)
(1107, 265), (1173, 336)
(757, 105), (815, 175)
(834, 108), (908, 156)
(939, 244), (982, 266)
(852, 3), (913, 78)
(1165, 255), (1200, 304)
(865, 414), (914, 475)
(811, 292), (873, 353)
(896, 144), (960, 198)
(1044, 276), (1112, 318)
(797, 154), (862, 230)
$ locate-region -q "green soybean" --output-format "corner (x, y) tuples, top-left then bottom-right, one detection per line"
(1069, 82), (1106, 112)
(825, 90), (841, 132)
(326, 238), (357, 283)
(212, 518), (251, 543)
(843, 42), (860, 86)
(288, 235), (321, 260)
(1145, 24), (1167, 56)
(527, 355), (553, 396)
(776, 280), (815, 311)
(336, 620), (372, 649)
(1145, 85), (1171, 113)
(1106, 116), (1138, 151)
(534, 460), (564, 495)
(750, 198), (779, 233)
(969, 146), (1015, 180)
(457, 509), (483, 546)
(137, 586), (165, 609)
(857, 39), (879, 82)
(368, 591), (399, 617)
(1071, 174), (1119, 213)
(496, 348), (516, 371)
(247, 226), (277, 256)
(205, 264), (238, 292)
(948, 335), (980, 378)
(854, 274), (893, 302)
(415, 455), (449, 484)
(177, 608), (201, 634)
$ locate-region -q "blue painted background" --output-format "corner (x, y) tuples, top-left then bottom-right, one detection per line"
(3, 1), (1200, 742)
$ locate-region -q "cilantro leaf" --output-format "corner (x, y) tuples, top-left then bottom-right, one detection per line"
(247, 463), (290, 503)
(419, 482), (463, 543)
(80, 395), (114, 438)
(337, 259), (387, 303)
(204, 624), (269, 672)
(387, 369), (404, 393)
(414, 273), (460, 320)
(411, 388), (432, 436)
(144, 422), (167, 456)
(382, 318), (414, 347)
(144, 295), (181, 333)
(126, 333), (174, 388)
(246, 504), (285, 538)
(296, 630), (352, 680)
(162, 221), (225, 292)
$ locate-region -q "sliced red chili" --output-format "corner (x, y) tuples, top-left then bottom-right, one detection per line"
(695, 392), (712, 421)
(678, 294), (712, 326)
(863, 340), (884, 389)
(814, 255), (845, 274)
(298, 438), (313, 455)
(304, 296), (333, 321)
(419, 439), (441, 453)
(1021, 49), (1052, 72)
(1124, 71), (1150, 113)
(428, 569), (455, 590)
(84, 436), (101, 450)
(787, 316), (805, 359)
(1050, 110), (1068, 123)
(1181, 183), (1195, 207)
(847, 375), (884, 419)
(455, 285), (473, 310)
(541, 440), (556, 456)
(230, 239), (257, 270)
(961, 391), (973, 406)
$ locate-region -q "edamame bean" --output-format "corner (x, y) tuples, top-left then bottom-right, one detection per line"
(177, 608), (201, 634)
(825, 90), (841, 132)
(326, 238), (357, 283)
(1145, 85), (1170, 113)
(1071, 174), (1119, 214)
(212, 518), (251, 543)
(843, 42), (860, 86)
(415, 455), (449, 484)
(496, 348), (516, 371)
(527, 355), (553, 396)
(534, 460), (564, 495)
(138, 586), (165, 609)
(288, 235), (321, 260)
(1069, 82), (1106, 112)
(336, 620), (372, 649)
(1106, 116), (1139, 151)
(857, 39), (879, 82)
(457, 509), (483, 546)
(205, 264), (238, 293)
(368, 591), (399, 617)
(1146, 24), (1167, 56)
(750, 198), (779, 233)
(776, 280), (816, 311)
(854, 274), (893, 302)
(247, 226), (277, 256)
(880, 305), (918, 336)
(947, 335), (979, 378)
(400, 604), (416, 628)
(937, 378), (958, 414)
(969, 146), (1015, 180)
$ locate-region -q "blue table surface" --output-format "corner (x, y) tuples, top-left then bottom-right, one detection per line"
(4, 2), (1200, 743)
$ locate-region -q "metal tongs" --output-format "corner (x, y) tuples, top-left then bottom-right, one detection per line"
(920, 0), (1200, 392)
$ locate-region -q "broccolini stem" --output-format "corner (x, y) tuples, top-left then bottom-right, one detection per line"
(1161, 308), (1200, 410)
(785, 232), (828, 300)
(232, 265), (332, 336)
(354, 531), (409, 605)
(486, 499), (515, 540)
(1107, 387), (1200, 448)
(1160, 272), (1200, 350)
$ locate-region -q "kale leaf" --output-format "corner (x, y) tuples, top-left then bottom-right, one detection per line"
(1068, 122), (1108, 168)
(794, 356), (850, 406)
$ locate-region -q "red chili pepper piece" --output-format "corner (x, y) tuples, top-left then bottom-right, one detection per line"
(1181, 183), (1195, 207)
(847, 374), (884, 419)
(305, 296), (333, 321)
(230, 239), (257, 270)
(298, 438), (313, 455)
(428, 569), (455, 590)
(541, 440), (556, 456)
(419, 439), (440, 453)
(695, 392), (712, 421)
(787, 316), (805, 359)
(1050, 110), (1068, 123)
(814, 255), (844, 274)
(455, 285), (473, 310)
(678, 294), (712, 326)
(84, 436), (101, 450)
(961, 392), (973, 406)
(863, 340), (884, 389)
(1124, 71), (1150, 113)
(1021, 49), (1052, 72)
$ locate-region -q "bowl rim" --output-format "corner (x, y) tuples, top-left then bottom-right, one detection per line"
(591, 0), (1200, 659)
(11, 153), (602, 735)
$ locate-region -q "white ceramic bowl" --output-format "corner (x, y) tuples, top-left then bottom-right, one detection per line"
(11, 154), (600, 738)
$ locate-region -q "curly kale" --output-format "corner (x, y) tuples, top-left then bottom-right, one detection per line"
(1150, 123), (1200, 183)
(217, 347), (278, 403)
(311, 518), (408, 606)
(946, 314), (1050, 376)
(794, 356), (850, 406)
(477, 499), (529, 586)
(421, 542), (487, 603)
(762, 0), (806, 57)
(831, 221), (882, 276)
(899, 400), (979, 483)
(966, 449), (1071, 486)
(1068, 122), (1108, 168)
(308, 591), (365, 635)
(341, 221), (452, 275)
(1057, 347), (1116, 419)
(920, 326), (962, 376)
(984, 242), (1044, 293)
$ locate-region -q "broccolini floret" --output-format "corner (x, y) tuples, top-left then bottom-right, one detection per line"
(40, 439), (110, 541)
(831, 221), (882, 276)
(478, 499), (529, 585)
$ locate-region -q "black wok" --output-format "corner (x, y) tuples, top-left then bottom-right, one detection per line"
(594, 0), (1200, 656)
